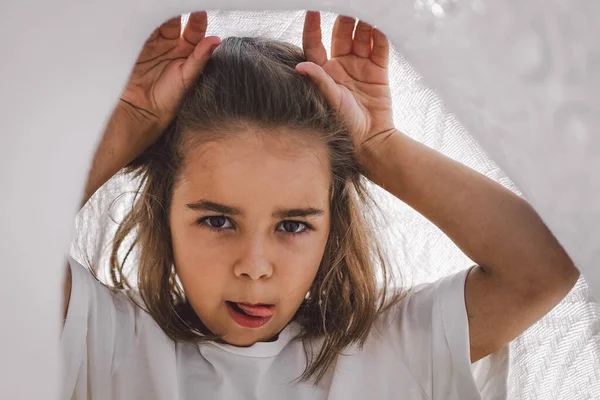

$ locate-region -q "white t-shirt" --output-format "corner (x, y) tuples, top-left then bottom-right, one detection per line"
(61, 257), (509, 400)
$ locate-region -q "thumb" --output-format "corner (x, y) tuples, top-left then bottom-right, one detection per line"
(181, 36), (221, 88)
(296, 62), (341, 111)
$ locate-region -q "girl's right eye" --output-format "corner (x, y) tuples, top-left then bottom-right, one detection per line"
(199, 216), (234, 231)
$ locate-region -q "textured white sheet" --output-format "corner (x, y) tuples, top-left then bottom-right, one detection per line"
(1, 2), (599, 399)
(69, 11), (600, 399)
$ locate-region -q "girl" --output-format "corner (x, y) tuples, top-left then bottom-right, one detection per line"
(61, 11), (579, 400)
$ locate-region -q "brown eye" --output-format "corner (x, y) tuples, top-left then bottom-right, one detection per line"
(277, 221), (306, 234)
(203, 216), (232, 229)
(209, 216), (227, 228)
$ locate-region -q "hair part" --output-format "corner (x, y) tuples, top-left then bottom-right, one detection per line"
(109, 36), (405, 384)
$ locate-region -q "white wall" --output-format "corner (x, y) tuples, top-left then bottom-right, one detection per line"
(1, 0), (598, 397)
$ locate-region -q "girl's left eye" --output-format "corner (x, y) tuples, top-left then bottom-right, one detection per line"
(277, 221), (309, 235)
(200, 216), (234, 230)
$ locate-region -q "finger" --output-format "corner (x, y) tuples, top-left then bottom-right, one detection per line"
(352, 20), (373, 58)
(158, 16), (182, 40)
(182, 11), (207, 47)
(302, 11), (328, 65)
(371, 28), (389, 69)
(331, 15), (356, 58)
(181, 36), (221, 87)
(296, 62), (341, 110)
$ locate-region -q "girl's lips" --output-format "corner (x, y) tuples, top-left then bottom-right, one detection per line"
(226, 302), (274, 328)
(236, 303), (275, 317)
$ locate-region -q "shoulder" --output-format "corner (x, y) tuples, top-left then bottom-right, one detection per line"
(66, 255), (144, 321)
(373, 270), (460, 339)
(63, 257), (168, 362)
(366, 267), (509, 399)
(371, 267), (475, 363)
(62, 257), (173, 398)
(387, 266), (475, 327)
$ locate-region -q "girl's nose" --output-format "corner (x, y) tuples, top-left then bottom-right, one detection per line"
(233, 237), (274, 280)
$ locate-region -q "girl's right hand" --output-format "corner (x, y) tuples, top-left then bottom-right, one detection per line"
(81, 13), (220, 208)
(117, 11), (221, 149)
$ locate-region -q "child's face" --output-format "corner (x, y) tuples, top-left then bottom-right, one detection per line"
(169, 129), (331, 346)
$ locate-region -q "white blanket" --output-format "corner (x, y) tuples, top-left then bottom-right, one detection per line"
(1, 4), (598, 399)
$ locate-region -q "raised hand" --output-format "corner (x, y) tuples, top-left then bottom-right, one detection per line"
(81, 12), (220, 208)
(119, 11), (221, 140)
(296, 11), (396, 156)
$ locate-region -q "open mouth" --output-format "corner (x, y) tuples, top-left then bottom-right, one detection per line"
(226, 301), (274, 329)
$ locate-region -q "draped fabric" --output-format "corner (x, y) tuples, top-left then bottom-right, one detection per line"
(2, 1), (599, 398)
(69, 11), (600, 399)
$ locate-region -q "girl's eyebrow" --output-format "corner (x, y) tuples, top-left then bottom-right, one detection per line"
(274, 207), (324, 219)
(186, 200), (241, 215)
(185, 200), (324, 219)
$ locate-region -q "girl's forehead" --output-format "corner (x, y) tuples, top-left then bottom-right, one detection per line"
(175, 130), (332, 209)
(183, 128), (330, 173)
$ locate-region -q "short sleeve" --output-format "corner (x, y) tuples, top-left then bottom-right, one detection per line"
(60, 256), (137, 399)
(387, 267), (509, 400)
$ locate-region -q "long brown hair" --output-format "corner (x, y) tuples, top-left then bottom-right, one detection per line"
(109, 36), (405, 383)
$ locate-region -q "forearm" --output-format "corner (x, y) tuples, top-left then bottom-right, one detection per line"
(362, 130), (578, 281)
(81, 103), (156, 208)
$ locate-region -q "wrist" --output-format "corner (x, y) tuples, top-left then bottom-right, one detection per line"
(105, 102), (164, 161)
(82, 104), (162, 207)
(113, 101), (162, 139)
(357, 128), (402, 178)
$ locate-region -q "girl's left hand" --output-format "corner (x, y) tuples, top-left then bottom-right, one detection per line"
(296, 11), (397, 156)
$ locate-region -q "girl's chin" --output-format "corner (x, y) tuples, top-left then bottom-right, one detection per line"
(218, 330), (281, 347)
